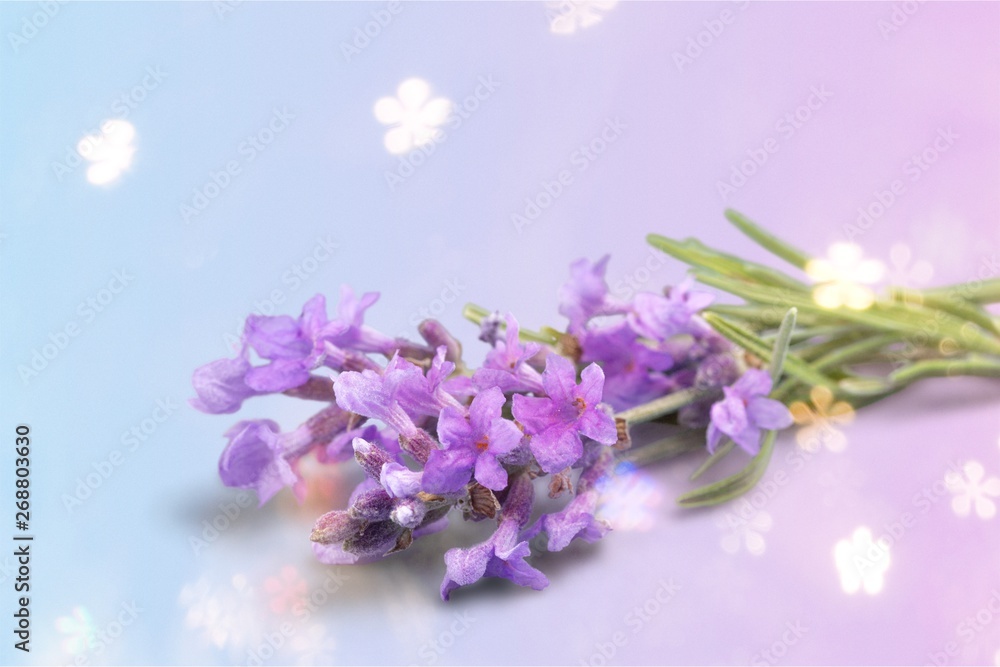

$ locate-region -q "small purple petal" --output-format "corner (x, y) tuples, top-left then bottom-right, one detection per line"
(576, 363), (606, 406)
(732, 425), (763, 455)
(422, 447), (477, 494)
(511, 394), (555, 434)
(380, 461), (423, 498)
(529, 425), (583, 474)
(747, 397), (793, 431)
(245, 315), (311, 360)
(469, 387), (506, 436)
(486, 419), (524, 457)
(244, 359), (311, 393)
(710, 394), (749, 435)
(474, 454), (508, 491)
(577, 404), (617, 445)
(190, 352), (258, 414)
(436, 406), (474, 449)
(732, 368), (773, 399)
(540, 353), (577, 405)
(218, 420), (297, 506)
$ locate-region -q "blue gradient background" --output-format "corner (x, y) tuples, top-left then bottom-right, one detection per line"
(1, 1), (999, 665)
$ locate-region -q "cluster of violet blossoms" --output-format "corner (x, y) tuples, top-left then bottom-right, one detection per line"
(190, 258), (791, 599)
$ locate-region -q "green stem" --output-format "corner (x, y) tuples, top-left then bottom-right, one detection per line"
(724, 209), (812, 270)
(615, 388), (704, 424)
(703, 312), (839, 391)
(694, 270), (1000, 357)
(646, 235), (810, 292)
(921, 278), (1000, 305)
(462, 303), (558, 345)
(676, 431), (777, 508)
(763, 324), (856, 345)
(889, 287), (1000, 335)
(618, 430), (706, 466)
(690, 441), (734, 481)
(889, 355), (1000, 386)
(768, 308), (797, 383)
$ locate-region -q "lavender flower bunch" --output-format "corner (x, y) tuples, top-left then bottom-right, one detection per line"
(190, 210), (1000, 598)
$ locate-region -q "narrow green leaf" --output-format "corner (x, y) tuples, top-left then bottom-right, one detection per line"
(677, 432), (776, 507)
(889, 356), (1000, 386)
(702, 313), (839, 391)
(724, 209), (812, 269)
(618, 430), (706, 467)
(768, 308), (797, 383)
(461, 303), (557, 345)
(921, 278), (1000, 305)
(694, 270), (1000, 357)
(689, 440), (734, 481)
(616, 388), (704, 424)
(705, 304), (825, 329)
(646, 235), (809, 292)
(888, 288), (1000, 336)
(688, 308), (796, 486)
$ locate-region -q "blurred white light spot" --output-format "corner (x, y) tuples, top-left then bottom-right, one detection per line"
(291, 624), (337, 665)
(718, 501), (772, 556)
(55, 606), (96, 654)
(834, 526), (890, 595)
(178, 575), (260, 651)
(598, 464), (663, 532)
(945, 461), (1000, 520)
(887, 243), (934, 288)
(373, 78), (451, 155)
(78, 119), (136, 185)
(546, 0), (617, 34)
(806, 242), (885, 310)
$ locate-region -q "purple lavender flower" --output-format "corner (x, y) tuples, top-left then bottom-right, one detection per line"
(558, 256), (628, 333)
(311, 478), (395, 565)
(422, 387), (524, 494)
(579, 321), (674, 412)
(241, 294), (331, 392)
(218, 420), (300, 505)
(322, 285), (401, 355)
(278, 404), (361, 464)
(218, 403), (362, 505)
(380, 461), (422, 499)
(473, 314), (543, 393)
(627, 278), (714, 342)
(190, 344), (260, 414)
(335, 348), (463, 437)
(707, 369), (793, 455)
(312, 447), (450, 565)
(440, 474), (548, 600)
(512, 353), (617, 473)
(526, 448), (615, 551)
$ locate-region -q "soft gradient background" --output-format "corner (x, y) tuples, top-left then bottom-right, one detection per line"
(2, 1), (999, 665)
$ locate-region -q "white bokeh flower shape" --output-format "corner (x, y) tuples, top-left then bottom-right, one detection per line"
(291, 624), (337, 666)
(718, 503), (772, 556)
(597, 465), (663, 532)
(834, 526), (890, 595)
(806, 243), (886, 310)
(887, 243), (934, 288)
(178, 574), (260, 652)
(78, 119), (136, 185)
(373, 78), (452, 155)
(55, 606), (96, 655)
(546, 0), (618, 35)
(945, 460), (1000, 519)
